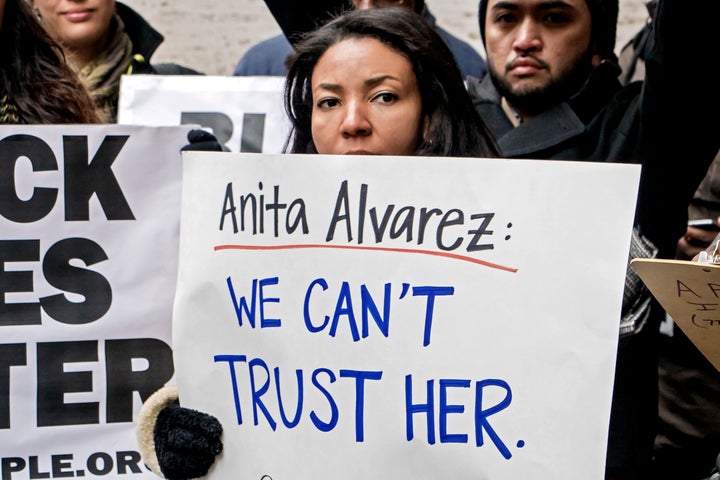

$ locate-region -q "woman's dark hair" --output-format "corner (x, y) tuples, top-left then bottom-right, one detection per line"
(284, 7), (497, 157)
(0, 0), (100, 123)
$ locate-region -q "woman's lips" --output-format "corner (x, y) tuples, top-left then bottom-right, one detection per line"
(345, 150), (375, 155)
(63, 9), (93, 22)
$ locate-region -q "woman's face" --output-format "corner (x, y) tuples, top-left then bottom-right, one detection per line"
(32, 0), (115, 59)
(0, 0), (5, 31)
(310, 37), (425, 156)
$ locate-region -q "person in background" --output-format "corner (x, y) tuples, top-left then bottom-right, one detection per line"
(30, 0), (199, 122)
(233, 0), (488, 80)
(1, 0), (99, 124)
(616, 0), (656, 86)
(467, 0), (719, 478)
(617, 2), (720, 477)
(653, 150), (720, 480)
(136, 7), (497, 480)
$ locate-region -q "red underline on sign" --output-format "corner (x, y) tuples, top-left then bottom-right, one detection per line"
(214, 244), (518, 273)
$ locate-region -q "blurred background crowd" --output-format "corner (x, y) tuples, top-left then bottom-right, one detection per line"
(120, 0), (650, 76)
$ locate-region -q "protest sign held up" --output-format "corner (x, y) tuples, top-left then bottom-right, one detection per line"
(0, 125), (190, 479)
(118, 75), (289, 153)
(173, 151), (641, 479)
(632, 258), (720, 371)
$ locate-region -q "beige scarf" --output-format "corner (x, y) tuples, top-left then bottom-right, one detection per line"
(0, 94), (22, 124)
(74, 15), (133, 122)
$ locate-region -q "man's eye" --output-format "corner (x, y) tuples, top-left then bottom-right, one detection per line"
(495, 13), (517, 24)
(544, 12), (571, 23)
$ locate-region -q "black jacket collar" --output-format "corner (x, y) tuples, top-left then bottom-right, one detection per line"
(116, 2), (164, 62)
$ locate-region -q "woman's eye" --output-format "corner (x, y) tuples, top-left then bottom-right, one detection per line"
(317, 97), (340, 109)
(374, 92), (398, 104)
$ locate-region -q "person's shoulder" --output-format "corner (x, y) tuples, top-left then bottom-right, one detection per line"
(233, 34), (292, 77)
(434, 26), (480, 57)
(433, 26), (487, 79)
(465, 74), (497, 104)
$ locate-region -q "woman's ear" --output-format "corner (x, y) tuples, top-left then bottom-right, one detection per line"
(32, 3), (42, 20)
(422, 115), (430, 139)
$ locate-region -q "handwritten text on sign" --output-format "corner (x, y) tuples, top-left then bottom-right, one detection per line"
(631, 259), (720, 371)
(174, 152), (640, 479)
(219, 179), (512, 265)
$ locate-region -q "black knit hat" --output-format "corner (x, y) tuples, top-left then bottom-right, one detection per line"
(478, 0), (619, 60)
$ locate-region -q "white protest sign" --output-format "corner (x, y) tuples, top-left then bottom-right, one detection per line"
(174, 152), (640, 479)
(0, 124), (190, 479)
(118, 75), (289, 153)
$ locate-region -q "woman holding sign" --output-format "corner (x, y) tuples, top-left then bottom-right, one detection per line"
(0, 0), (99, 124)
(137, 7), (498, 480)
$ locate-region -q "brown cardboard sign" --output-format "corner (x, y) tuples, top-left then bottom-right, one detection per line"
(631, 258), (720, 372)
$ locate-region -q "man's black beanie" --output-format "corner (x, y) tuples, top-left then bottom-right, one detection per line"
(478, 0), (619, 60)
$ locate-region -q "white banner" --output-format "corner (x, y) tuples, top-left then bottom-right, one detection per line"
(0, 124), (190, 479)
(174, 152), (641, 479)
(118, 75), (289, 153)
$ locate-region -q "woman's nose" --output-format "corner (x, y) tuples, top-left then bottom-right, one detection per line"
(340, 102), (372, 137)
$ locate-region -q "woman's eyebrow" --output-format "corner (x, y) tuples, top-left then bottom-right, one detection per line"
(365, 75), (401, 88)
(314, 82), (343, 94)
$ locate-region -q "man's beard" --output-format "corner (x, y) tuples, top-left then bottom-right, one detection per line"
(488, 51), (594, 117)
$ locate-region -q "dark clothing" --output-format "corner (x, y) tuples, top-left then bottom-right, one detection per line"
(234, 8), (487, 80)
(117, 2), (200, 76)
(652, 150), (720, 480)
(654, 327), (720, 480)
(467, 1), (716, 260)
(617, 1), (657, 86)
(467, 0), (719, 475)
(434, 23), (487, 81)
(262, 0), (353, 46)
(617, 3), (720, 475)
(686, 152), (720, 222)
(468, 60), (711, 255)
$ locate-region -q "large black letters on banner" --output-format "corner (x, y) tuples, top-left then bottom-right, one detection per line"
(33, 339), (174, 427)
(40, 237), (111, 325)
(63, 135), (134, 221)
(181, 112), (267, 153)
(0, 238), (111, 326)
(0, 135), (58, 223)
(0, 344), (27, 429)
(105, 338), (174, 423)
(0, 134), (135, 223)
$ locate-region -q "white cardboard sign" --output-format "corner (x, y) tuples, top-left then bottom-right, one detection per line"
(118, 75), (289, 153)
(0, 124), (190, 479)
(173, 152), (640, 479)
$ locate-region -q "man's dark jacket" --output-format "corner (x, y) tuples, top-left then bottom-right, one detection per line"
(467, 0), (719, 473)
(467, 0), (717, 260)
